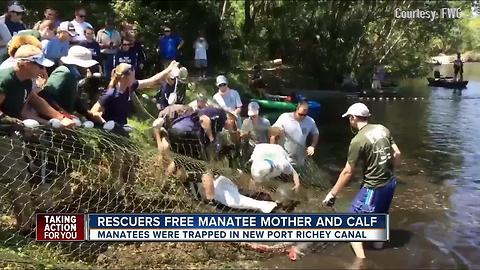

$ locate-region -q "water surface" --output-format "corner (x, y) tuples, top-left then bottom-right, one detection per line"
(262, 63), (480, 269)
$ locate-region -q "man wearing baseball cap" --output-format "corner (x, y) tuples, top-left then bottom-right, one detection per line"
(213, 75), (242, 128)
(0, 44), (70, 124)
(0, 44), (75, 234)
(241, 101), (271, 145)
(42, 21), (77, 65)
(3, 1), (26, 36)
(322, 102), (401, 259)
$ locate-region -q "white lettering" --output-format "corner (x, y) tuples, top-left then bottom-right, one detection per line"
(347, 216), (377, 227)
(315, 216), (342, 227)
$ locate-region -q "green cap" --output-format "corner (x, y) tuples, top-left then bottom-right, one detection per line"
(16, 29), (41, 40)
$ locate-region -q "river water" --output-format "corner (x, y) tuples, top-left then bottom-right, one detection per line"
(261, 63), (480, 269)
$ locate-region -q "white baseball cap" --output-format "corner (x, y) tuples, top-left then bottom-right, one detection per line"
(248, 101), (260, 116)
(216, 75), (228, 86)
(251, 159), (282, 182)
(57, 21), (78, 37)
(342, 103), (371, 118)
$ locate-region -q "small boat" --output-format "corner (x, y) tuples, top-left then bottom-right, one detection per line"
(427, 77), (468, 89)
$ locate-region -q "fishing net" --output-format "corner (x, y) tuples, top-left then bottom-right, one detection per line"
(0, 123), (332, 268)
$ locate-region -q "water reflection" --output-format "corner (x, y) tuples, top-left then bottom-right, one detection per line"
(261, 63), (480, 269)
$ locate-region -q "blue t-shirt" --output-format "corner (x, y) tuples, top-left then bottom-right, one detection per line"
(42, 37), (70, 63)
(158, 35), (182, 60)
(80, 40), (101, 62)
(114, 50), (137, 67)
(98, 80), (139, 125)
(5, 18), (25, 36)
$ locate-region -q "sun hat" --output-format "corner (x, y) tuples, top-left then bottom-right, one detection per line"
(60, 46), (98, 68)
(342, 102), (371, 118)
(57, 21), (77, 37)
(247, 101), (260, 116)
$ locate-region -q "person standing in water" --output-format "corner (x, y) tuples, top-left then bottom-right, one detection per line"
(323, 103), (401, 259)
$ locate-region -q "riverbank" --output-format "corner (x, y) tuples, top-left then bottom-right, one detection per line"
(431, 51), (480, 64)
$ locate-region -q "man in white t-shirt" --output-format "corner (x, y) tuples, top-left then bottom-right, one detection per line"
(271, 101), (319, 167)
(249, 143), (300, 192)
(213, 75), (242, 128)
(70, 7), (93, 44)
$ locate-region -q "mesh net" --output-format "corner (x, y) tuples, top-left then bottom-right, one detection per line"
(0, 123), (332, 268)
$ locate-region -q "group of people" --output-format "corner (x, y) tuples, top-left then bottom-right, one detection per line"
(0, 3), (147, 81)
(155, 26), (209, 79)
(153, 83), (402, 259)
(151, 78), (319, 211)
(0, 5), (193, 234)
(0, 1), (403, 261)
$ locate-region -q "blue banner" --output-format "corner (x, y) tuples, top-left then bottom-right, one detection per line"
(88, 213), (388, 230)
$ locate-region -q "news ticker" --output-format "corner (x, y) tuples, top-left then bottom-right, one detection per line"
(36, 213), (389, 242)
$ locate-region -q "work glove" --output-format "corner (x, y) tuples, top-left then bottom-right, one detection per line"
(322, 191), (336, 207)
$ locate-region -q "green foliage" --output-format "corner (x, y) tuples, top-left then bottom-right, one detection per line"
(10, 1), (480, 88)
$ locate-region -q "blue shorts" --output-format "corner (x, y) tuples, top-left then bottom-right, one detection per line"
(350, 177), (396, 214)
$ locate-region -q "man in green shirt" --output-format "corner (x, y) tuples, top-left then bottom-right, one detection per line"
(40, 45), (99, 120)
(0, 44), (71, 124)
(0, 44), (71, 235)
(323, 102), (401, 259)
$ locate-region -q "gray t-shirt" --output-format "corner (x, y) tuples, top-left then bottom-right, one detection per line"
(241, 117), (271, 144)
(272, 112), (319, 167)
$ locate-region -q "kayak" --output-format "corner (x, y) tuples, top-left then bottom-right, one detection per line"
(252, 99), (321, 111)
(427, 77), (468, 89)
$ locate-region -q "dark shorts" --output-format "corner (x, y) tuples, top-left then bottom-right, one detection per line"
(454, 65), (463, 76)
(350, 177), (396, 214)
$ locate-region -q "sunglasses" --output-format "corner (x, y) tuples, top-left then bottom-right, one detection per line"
(78, 14), (86, 18)
(122, 43), (131, 46)
(12, 11), (24, 15)
(218, 83), (227, 87)
(297, 112), (308, 117)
